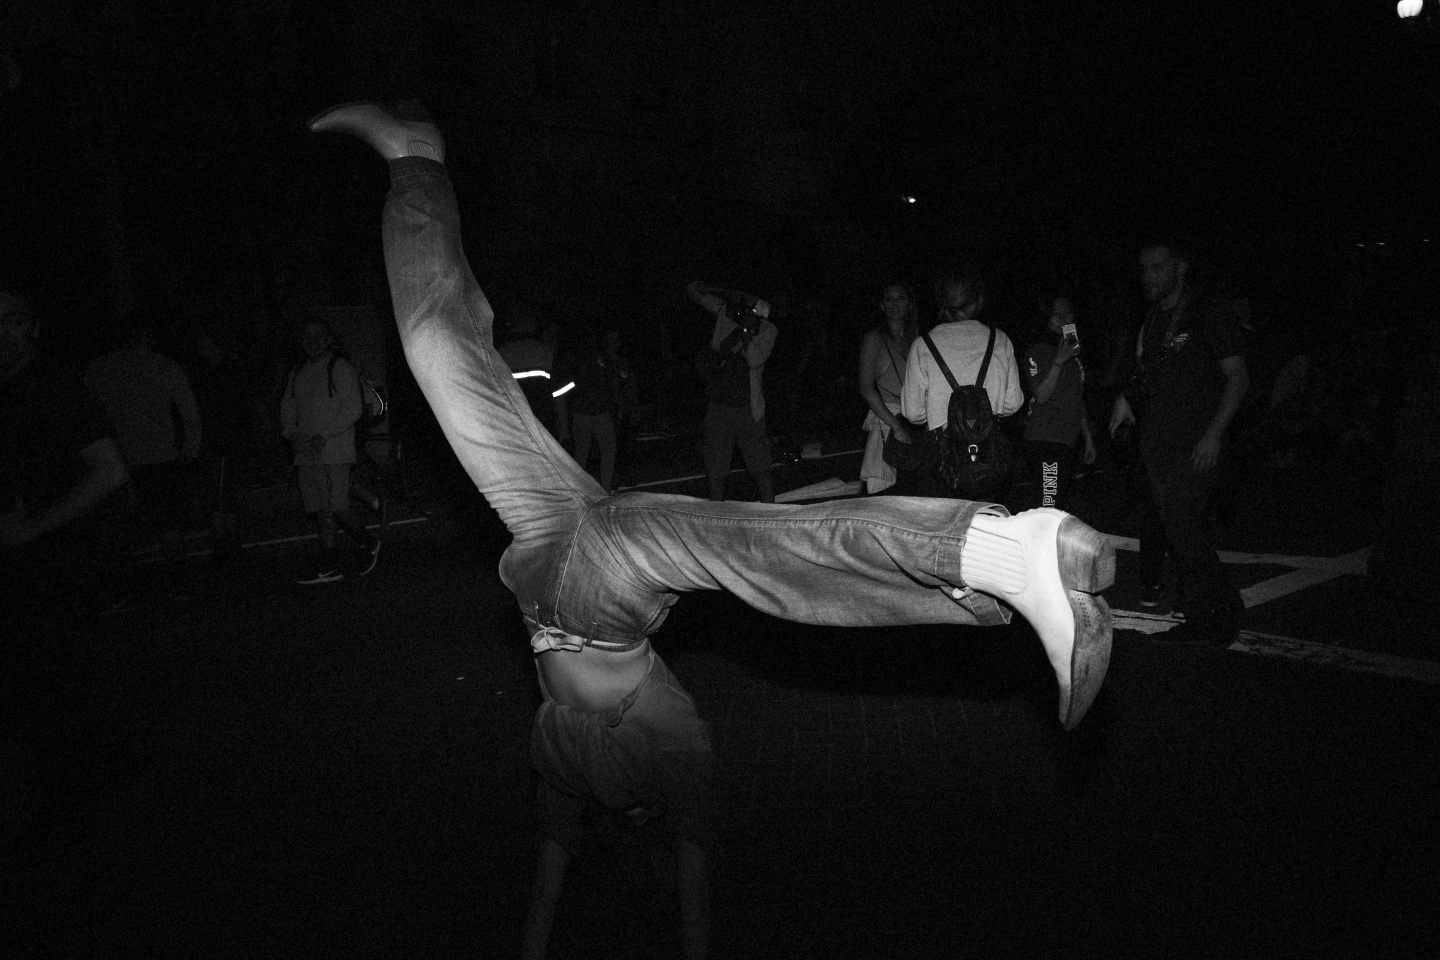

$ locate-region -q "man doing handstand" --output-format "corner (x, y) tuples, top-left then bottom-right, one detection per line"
(309, 101), (1115, 960)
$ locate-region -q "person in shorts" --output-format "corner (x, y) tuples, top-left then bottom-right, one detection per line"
(281, 317), (381, 584)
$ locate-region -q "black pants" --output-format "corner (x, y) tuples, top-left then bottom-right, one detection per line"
(1142, 459), (1239, 617)
(1016, 439), (1079, 512)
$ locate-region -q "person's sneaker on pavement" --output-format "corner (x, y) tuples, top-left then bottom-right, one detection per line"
(1158, 600), (1237, 647)
(296, 566), (344, 585)
(358, 538), (382, 577)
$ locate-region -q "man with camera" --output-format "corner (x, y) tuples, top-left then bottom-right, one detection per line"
(1110, 241), (1250, 646)
(687, 281), (778, 503)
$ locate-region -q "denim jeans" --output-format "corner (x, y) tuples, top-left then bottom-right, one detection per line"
(382, 158), (1009, 644)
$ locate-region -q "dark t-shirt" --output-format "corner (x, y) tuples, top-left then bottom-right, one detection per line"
(1137, 295), (1248, 473)
(0, 354), (115, 518)
(1024, 342), (1086, 446)
(561, 352), (613, 417)
(704, 344), (751, 408)
(499, 336), (559, 433)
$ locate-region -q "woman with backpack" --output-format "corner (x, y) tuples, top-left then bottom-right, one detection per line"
(900, 268), (1025, 500)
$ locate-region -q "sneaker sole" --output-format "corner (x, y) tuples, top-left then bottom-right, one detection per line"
(296, 573), (344, 585)
(359, 543), (381, 577)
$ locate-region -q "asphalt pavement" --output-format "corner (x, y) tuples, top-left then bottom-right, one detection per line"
(6, 422), (1437, 960)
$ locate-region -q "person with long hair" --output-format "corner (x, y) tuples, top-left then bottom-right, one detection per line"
(1019, 290), (1097, 511)
(858, 282), (920, 494)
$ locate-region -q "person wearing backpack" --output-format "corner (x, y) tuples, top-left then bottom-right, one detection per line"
(280, 317), (381, 584)
(900, 268), (1024, 500)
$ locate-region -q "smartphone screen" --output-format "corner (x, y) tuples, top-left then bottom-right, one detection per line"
(1062, 323), (1079, 348)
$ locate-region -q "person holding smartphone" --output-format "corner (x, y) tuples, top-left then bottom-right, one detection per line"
(1020, 291), (1096, 511)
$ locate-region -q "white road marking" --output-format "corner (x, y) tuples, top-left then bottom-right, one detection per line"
(1114, 613), (1440, 684)
(1104, 535), (1372, 609)
(774, 478), (864, 502)
(1228, 630), (1440, 685)
(1114, 611), (1182, 634)
(1240, 566), (1347, 608)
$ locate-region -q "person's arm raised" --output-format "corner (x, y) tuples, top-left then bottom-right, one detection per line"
(685, 281), (727, 318)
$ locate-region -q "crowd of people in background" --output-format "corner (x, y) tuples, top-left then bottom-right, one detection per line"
(3, 235), (1436, 606)
(6, 223), (1439, 960)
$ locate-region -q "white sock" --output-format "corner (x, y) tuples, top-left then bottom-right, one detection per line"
(408, 139), (441, 162)
(961, 513), (1028, 596)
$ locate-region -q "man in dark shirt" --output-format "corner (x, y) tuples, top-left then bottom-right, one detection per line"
(498, 305), (572, 445)
(1, 293), (131, 601)
(2, 291), (139, 832)
(557, 330), (636, 493)
(1110, 243), (1250, 645)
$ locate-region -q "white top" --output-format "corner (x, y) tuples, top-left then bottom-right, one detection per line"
(901, 320), (1023, 430)
(280, 353), (361, 465)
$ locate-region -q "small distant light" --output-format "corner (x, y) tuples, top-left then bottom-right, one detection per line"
(1355, 242), (1366, 248)
(1378, 241), (1387, 246)
(903, 195), (917, 204)
(1398, 0), (1422, 18)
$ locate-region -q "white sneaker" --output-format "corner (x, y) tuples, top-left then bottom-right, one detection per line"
(296, 567), (344, 585)
(358, 540), (382, 577)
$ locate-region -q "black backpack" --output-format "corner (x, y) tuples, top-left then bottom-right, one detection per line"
(289, 352), (388, 429)
(922, 326), (1013, 498)
(328, 354), (388, 429)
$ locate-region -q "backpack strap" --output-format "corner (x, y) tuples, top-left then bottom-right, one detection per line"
(921, 332), (961, 393)
(976, 325), (997, 387)
(921, 325), (996, 392)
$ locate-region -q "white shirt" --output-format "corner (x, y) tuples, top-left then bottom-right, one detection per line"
(901, 320), (1023, 430)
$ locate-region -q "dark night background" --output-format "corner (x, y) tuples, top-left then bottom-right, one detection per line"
(2, 0), (1437, 367)
(6, 4), (1440, 958)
